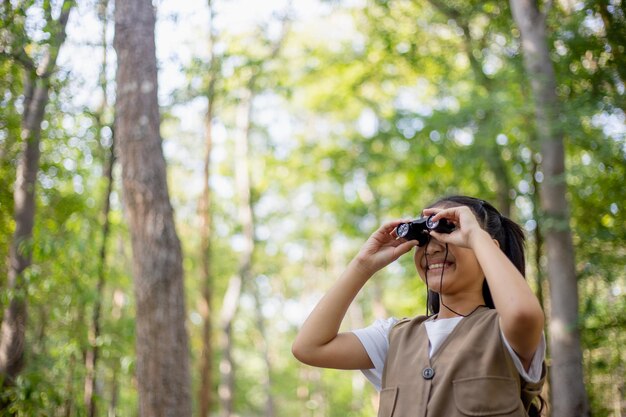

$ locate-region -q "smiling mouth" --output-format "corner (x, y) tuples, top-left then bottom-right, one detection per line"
(427, 262), (453, 272)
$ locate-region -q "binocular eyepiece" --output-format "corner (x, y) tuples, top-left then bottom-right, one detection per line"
(395, 215), (455, 246)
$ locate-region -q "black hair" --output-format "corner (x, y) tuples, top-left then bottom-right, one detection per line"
(425, 195), (526, 315)
(424, 195), (545, 416)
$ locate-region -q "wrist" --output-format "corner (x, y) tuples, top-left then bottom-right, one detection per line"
(468, 228), (493, 248)
(349, 257), (377, 280)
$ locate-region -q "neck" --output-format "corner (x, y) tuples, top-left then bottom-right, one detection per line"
(436, 293), (486, 319)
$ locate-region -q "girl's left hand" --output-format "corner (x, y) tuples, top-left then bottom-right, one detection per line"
(422, 206), (486, 249)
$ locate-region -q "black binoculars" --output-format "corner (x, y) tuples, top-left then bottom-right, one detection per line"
(395, 215), (455, 246)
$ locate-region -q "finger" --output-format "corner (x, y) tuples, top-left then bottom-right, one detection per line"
(428, 208), (455, 222)
(421, 207), (442, 217)
(381, 218), (413, 230)
(384, 218), (415, 237)
(395, 239), (419, 255)
(428, 230), (453, 243)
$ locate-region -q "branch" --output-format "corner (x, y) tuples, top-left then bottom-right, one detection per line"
(425, 0), (463, 22)
(38, 0), (74, 78)
(0, 49), (37, 73)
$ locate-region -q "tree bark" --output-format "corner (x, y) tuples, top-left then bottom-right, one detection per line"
(113, 1), (192, 416)
(509, 1), (590, 416)
(0, 0), (73, 389)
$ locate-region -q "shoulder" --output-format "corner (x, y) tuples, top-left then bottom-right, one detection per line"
(352, 317), (399, 340)
(388, 314), (429, 340)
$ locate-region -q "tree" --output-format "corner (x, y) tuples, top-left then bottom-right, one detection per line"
(217, 19), (289, 417)
(198, 2), (220, 416)
(0, 0), (73, 394)
(84, 2), (114, 415)
(509, 1), (590, 416)
(113, 0), (192, 416)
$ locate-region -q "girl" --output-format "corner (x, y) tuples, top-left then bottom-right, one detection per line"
(292, 196), (546, 417)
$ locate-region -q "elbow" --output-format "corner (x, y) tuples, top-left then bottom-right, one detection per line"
(291, 340), (313, 365)
(291, 340), (304, 362)
(292, 336), (326, 366)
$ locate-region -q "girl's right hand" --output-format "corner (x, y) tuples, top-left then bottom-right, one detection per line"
(354, 219), (419, 276)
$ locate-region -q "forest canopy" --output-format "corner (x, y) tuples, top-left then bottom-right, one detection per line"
(0, 0), (624, 416)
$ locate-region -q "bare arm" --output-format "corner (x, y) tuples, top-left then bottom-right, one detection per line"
(470, 230), (544, 369)
(427, 207), (544, 370)
(292, 220), (418, 369)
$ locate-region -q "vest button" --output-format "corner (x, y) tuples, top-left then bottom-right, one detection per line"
(422, 367), (435, 380)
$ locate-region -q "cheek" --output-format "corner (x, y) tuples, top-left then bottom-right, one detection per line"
(413, 248), (426, 278)
(457, 248), (482, 275)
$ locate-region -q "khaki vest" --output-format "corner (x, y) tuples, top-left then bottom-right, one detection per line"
(378, 307), (545, 417)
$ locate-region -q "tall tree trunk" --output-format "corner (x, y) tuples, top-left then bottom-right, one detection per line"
(251, 280), (275, 417)
(198, 90), (216, 417)
(85, 2), (113, 415)
(198, 2), (219, 416)
(113, 1), (192, 416)
(107, 289), (125, 417)
(216, 18), (289, 416)
(218, 89), (255, 417)
(509, 2), (590, 416)
(107, 364), (119, 417)
(61, 353), (78, 417)
(0, 0), (73, 390)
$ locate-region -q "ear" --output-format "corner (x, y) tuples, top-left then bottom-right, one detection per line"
(492, 239), (500, 248)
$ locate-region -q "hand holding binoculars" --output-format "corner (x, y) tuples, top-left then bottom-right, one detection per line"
(395, 215), (455, 246)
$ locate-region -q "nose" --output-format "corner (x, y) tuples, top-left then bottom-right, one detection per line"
(425, 236), (445, 255)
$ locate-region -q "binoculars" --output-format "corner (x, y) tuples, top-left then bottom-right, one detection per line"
(395, 215), (455, 246)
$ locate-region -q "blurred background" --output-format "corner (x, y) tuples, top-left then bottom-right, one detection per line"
(0, 0), (624, 416)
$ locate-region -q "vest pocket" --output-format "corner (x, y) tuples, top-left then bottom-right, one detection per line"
(377, 387), (399, 417)
(453, 376), (521, 416)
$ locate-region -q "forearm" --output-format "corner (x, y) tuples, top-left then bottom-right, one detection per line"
(293, 259), (372, 353)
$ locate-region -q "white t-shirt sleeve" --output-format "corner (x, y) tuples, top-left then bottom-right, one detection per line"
(351, 317), (398, 392)
(501, 330), (546, 383)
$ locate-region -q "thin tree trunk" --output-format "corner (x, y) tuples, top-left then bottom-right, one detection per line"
(85, 2), (113, 415)
(108, 289), (124, 417)
(509, 1), (590, 416)
(84, 134), (114, 417)
(0, 0), (73, 390)
(218, 89), (255, 417)
(530, 158), (546, 317)
(107, 364), (119, 417)
(113, 1), (192, 416)
(198, 2), (219, 416)
(198, 91), (215, 417)
(62, 353), (78, 417)
(217, 274), (241, 417)
(251, 280), (275, 417)
(216, 18), (289, 416)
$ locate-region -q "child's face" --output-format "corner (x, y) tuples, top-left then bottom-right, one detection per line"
(412, 205), (485, 295)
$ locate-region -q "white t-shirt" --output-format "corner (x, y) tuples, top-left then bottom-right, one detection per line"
(352, 316), (546, 392)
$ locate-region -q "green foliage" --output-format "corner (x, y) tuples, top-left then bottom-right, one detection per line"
(1, 0), (624, 415)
